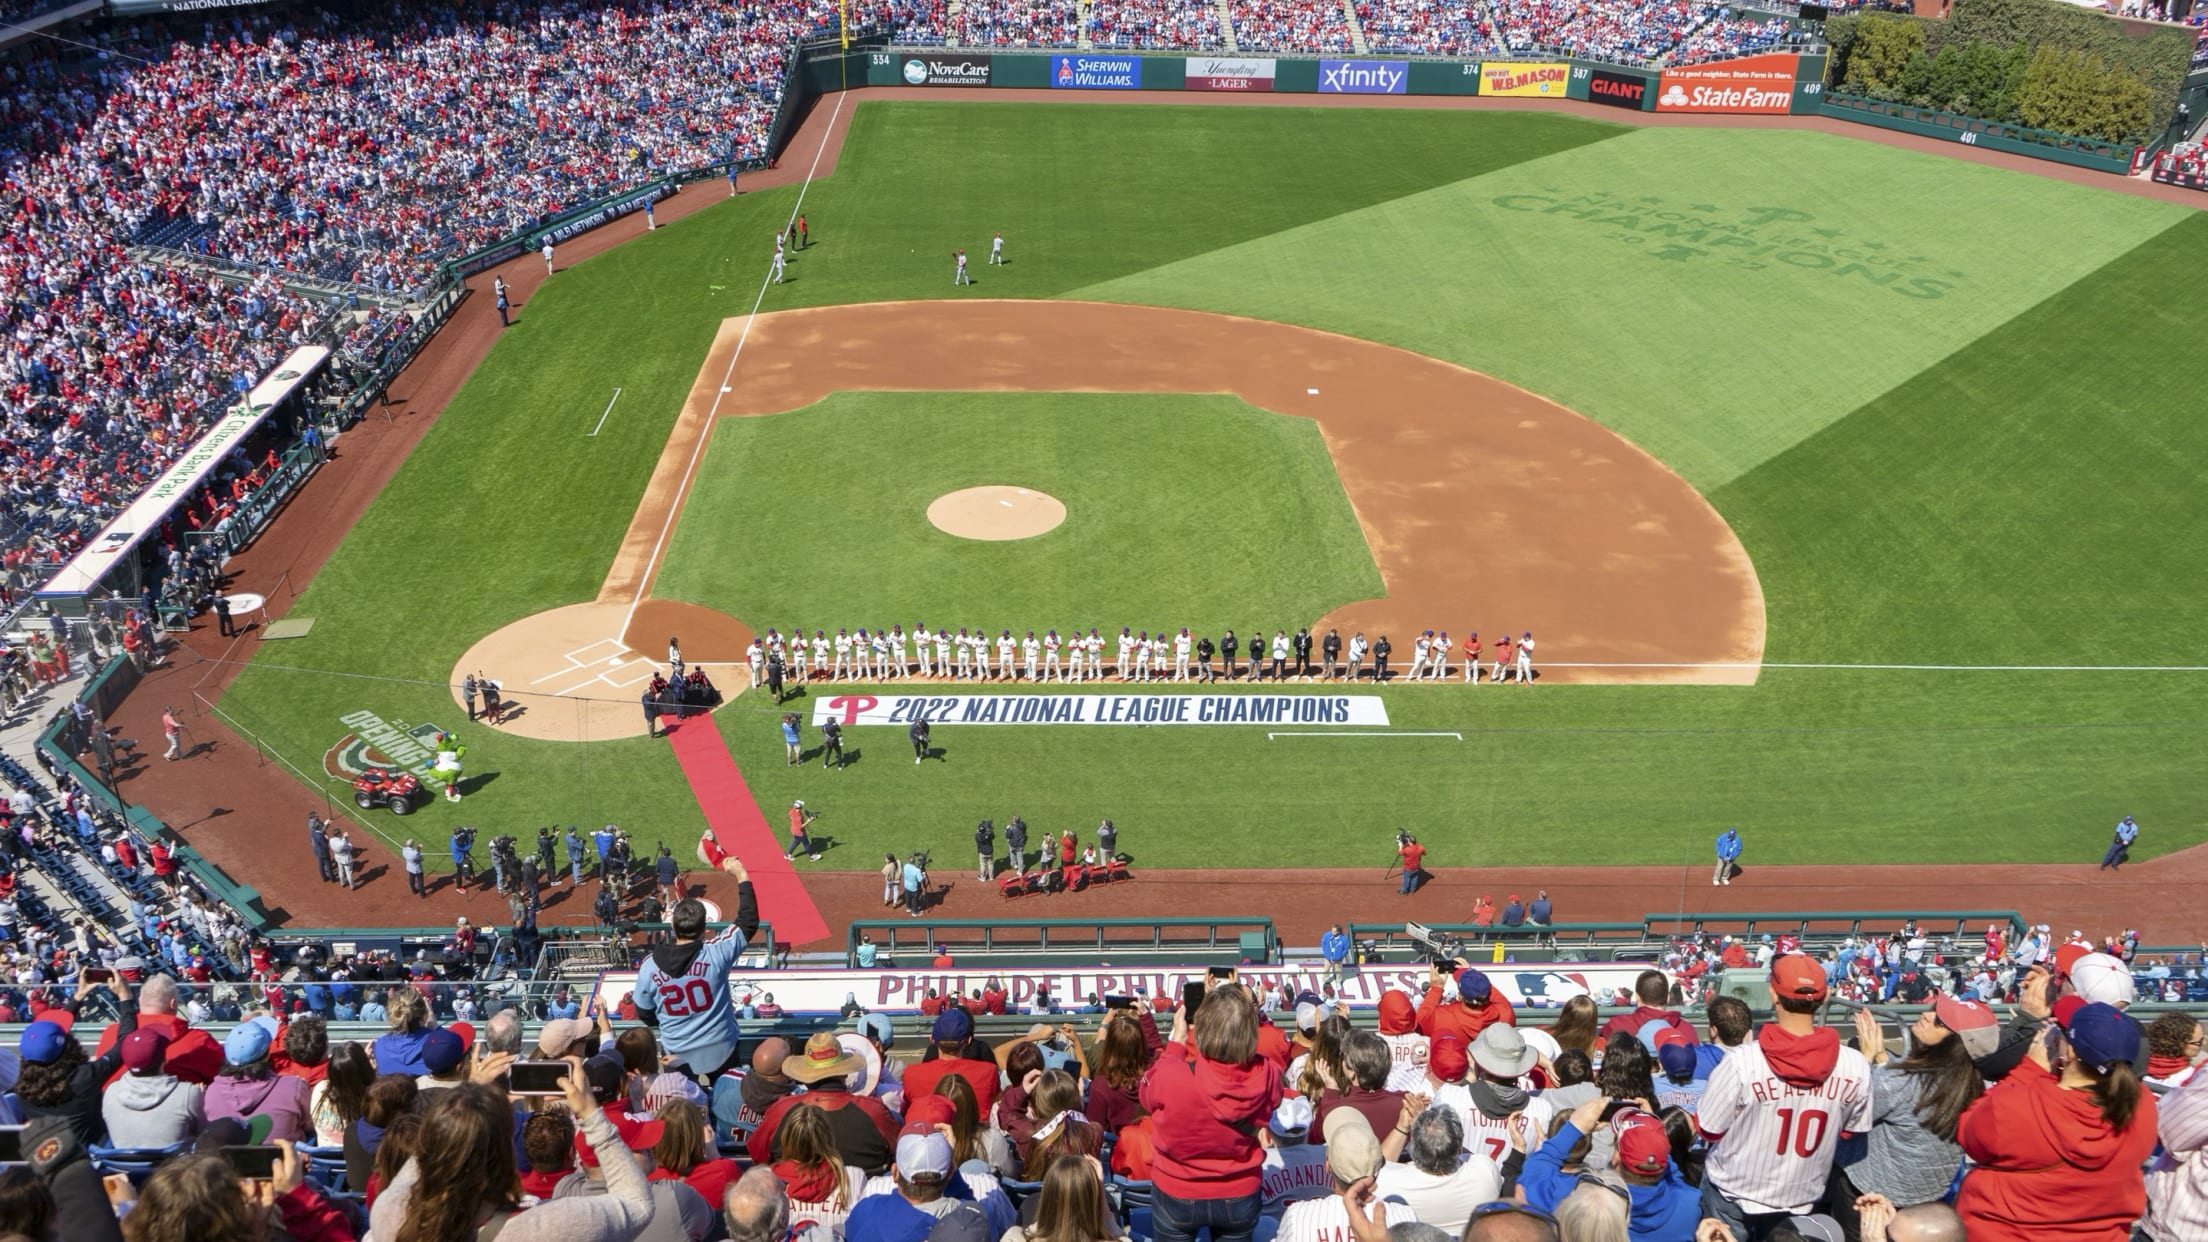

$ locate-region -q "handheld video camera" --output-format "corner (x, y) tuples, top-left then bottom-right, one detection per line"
(1396, 828), (1417, 848)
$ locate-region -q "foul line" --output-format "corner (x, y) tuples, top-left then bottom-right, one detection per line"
(1547, 661), (2208, 672)
(1269, 731), (1464, 740)
(587, 387), (622, 437)
(619, 89), (847, 638)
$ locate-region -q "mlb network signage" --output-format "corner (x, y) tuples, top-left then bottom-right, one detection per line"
(1318, 59), (1408, 95)
(901, 54), (992, 86)
(1656, 53), (1798, 114)
(810, 693), (1390, 727)
(592, 963), (1663, 1016)
(1478, 61), (1569, 98)
(1185, 56), (1276, 91)
(1051, 55), (1141, 89)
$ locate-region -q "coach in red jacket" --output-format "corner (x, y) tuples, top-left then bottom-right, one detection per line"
(1140, 983), (1284, 1242)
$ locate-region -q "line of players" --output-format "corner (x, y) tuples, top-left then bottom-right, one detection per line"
(744, 625), (1537, 685)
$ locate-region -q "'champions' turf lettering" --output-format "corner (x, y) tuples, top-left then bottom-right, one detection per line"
(818, 694), (1388, 728)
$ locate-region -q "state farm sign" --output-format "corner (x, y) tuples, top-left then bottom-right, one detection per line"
(1655, 53), (1798, 114)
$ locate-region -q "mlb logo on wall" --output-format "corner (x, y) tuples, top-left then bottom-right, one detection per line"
(1051, 55), (1141, 90)
(1318, 59), (1407, 94)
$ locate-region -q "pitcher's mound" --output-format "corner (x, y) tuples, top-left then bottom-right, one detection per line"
(928, 486), (1066, 541)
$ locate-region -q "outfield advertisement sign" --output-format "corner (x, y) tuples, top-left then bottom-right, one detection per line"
(541, 184), (671, 247)
(1586, 68), (1651, 110)
(1477, 61), (1570, 98)
(1185, 56), (1276, 91)
(810, 693), (1390, 727)
(1051, 55), (1141, 89)
(901, 53), (992, 86)
(593, 963), (1660, 1016)
(1656, 53), (1797, 113)
(1318, 59), (1408, 94)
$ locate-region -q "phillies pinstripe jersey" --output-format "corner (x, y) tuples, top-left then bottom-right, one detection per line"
(1698, 1040), (1873, 1214)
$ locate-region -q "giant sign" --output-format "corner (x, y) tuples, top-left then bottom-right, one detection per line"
(1318, 59), (1408, 95)
(592, 962), (1665, 1016)
(1050, 55), (1141, 89)
(1656, 53), (1798, 114)
(809, 693), (1391, 727)
(901, 53), (992, 86)
(1185, 56), (1276, 91)
(1478, 61), (1570, 98)
(1586, 68), (1651, 111)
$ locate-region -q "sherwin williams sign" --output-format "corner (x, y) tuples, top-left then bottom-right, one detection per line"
(1478, 61), (1569, 97)
(1051, 55), (1141, 89)
(1318, 59), (1407, 94)
(1185, 56), (1276, 91)
(1655, 53), (1798, 113)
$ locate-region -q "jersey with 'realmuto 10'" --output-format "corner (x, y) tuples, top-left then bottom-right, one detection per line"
(631, 880), (759, 1075)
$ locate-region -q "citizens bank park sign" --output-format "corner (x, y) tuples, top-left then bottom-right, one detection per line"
(591, 963), (1664, 1016)
(810, 693), (1389, 727)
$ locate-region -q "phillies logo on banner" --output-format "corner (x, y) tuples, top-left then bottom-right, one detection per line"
(816, 693), (1390, 727)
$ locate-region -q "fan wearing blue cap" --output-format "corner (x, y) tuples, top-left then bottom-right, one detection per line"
(15, 977), (135, 1146)
(205, 1015), (312, 1142)
(1956, 1001), (2157, 1240)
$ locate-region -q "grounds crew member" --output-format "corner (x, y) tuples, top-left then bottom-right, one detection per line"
(633, 851), (759, 1077)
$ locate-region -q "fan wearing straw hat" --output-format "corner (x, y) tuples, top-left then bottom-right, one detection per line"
(748, 1032), (901, 1175)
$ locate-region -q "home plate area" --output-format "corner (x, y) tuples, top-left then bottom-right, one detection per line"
(449, 600), (753, 742)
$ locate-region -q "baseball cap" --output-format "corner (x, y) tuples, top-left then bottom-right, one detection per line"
(857, 1012), (895, 1050)
(905, 1095), (957, 1128)
(1656, 1042), (1699, 1079)
(1320, 1108), (1383, 1182)
(1455, 967), (1493, 1001)
(2070, 953), (2136, 1007)
(640, 1071), (706, 1114)
(2052, 943), (2090, 981)
(121, 1027), (172, 1074)
(1770, 954), (1829, 1002)
(2063, 1002), (2143, 1072)
(931, 1008), (973, 1042)
(927, 1204), (993, 1242)
(420, 1028), (467, 1076)
(1294, 1002), (1321, 1034)
(1470, 1025), (1537, 1079)
(1428, 1034), (1470, 1083)
(223, 1016), (277, 1066)
(1614, 1111), (1670, 1176)
(584, 1054), (626, 1104)
(18, 1021), (69, 1067)
(895, 1126), (953, 1178)
(1932, 995), (2001, 1060)
(1269, 1096), (1314, 1137)
(536, 1017), (593, 1057)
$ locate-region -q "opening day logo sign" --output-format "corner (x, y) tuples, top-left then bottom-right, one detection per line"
(1487, 190), (1966, 299)
(811, 693), (1390, 728)
(1478, 62), (1569, 98)
(1051, 55), (1141, 89)
(325, 710), (454, 791)
(1656, 53), (1798, 114)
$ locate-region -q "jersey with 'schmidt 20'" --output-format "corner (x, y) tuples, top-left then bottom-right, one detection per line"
(630, 881), (758, 1075)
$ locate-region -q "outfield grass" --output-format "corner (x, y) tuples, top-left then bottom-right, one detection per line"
(223, 101), (2208, 877)
(655, 393), (1383, 634)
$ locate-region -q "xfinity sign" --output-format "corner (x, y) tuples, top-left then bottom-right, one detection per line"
(1318, 59), (1407, 94)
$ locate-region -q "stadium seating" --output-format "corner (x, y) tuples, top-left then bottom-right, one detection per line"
(1085, 0), (1227, 48)
(1355, 0), (1491, 56)
(1229, 0), (1356, 51)
(959, 0), (1083, 46)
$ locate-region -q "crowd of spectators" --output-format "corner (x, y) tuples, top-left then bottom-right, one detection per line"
(1084, 0), (1226, 49)
(1667, 10), (1791, 62)
(1485, 0), (1719, 64)
(957, 0), (1083, 47)
(1229, 0), (1357, 52)
(1355, 0), (1488, 56)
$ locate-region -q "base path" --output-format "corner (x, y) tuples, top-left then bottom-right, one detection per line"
(664, 714), (830, 944)
(463, 300), (1765, 740)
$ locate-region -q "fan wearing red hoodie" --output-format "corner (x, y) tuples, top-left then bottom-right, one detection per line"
(1417, 964), (1517, 1047)
(91, 976), (222, 1088)
(1958, 1001), (2157, 1242)
(1375, 990), (1431, 1092)
(1696, 955), (1872, 1240)
(1139, 983), (1284, 1242)
(1597, 971), (1698, 1046)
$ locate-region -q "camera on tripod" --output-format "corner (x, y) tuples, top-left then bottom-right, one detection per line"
(1395, 828), (1416, 848)
(908, 849), (932, 870)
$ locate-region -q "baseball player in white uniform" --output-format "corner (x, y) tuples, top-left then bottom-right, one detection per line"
(989, 232), (1005, 265)
(1132, 632), (1153, 683)
(1018, 631), (1038, 681)
(1514, 632), (1535, 685)
(809, 630), (829, 681)
(932, 628), (951, 678)
(1408, 632), (1431, 681)
(974, 628), (994, 680)
(1042, 631), (1063, 681)
(1346, 633), (1368, 680)
(953, 249), (970, 285)
(1115, 629), (1135, 682)
(1430, 632), (1452, 682)
(832, 629), (852, 681)
(952, 629), (973, 679)
(888, 625), (908, 678)
(1156, 632), (1173, 680)
(1697, 956), (1873, 1236)
(859, 629), (880, 680)
(541, 239), (555, 274)
(745, 638), (764, 689)
(989, 630), (1010, 681)
(1084, 629), (1103, 681)
(771, 245), (785, 284)
(1173, 628), (1193, 681)
(914, 624), (934, 677)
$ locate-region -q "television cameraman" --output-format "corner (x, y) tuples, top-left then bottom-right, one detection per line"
(1394, 829), (1425, 896)
(901, 851), (930, 916)
(450, 825), (478, 893)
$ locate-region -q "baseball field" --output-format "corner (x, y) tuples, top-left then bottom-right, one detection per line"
(211, 98), (2208, 898)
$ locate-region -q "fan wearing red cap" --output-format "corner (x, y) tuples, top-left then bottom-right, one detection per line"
(1519, 1094), (1701, 1235)
(1696, 955), (1874, 1237)
(1957, 1001), (2157, 1242)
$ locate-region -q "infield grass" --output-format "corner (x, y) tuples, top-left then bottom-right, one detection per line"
(221, 101), (2208, 882)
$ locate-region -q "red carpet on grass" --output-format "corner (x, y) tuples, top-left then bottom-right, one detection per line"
(665, 715), (831, 945)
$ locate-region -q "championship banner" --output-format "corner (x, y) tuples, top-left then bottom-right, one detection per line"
(1050, 55), (1141, 89)
(593, 962), (1663, 1016)
(899, 53), (992, 86)
(1186, 56), (1276, 91)
(1477, 61), (1569, 98)
(1655, 53), (1797, 114)
(810, 693), (1390, 727)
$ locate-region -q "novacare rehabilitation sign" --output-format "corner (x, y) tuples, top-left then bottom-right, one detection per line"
(812, 693), (1389, 727)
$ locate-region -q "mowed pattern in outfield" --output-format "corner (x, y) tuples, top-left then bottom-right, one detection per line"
(221, 101), (2208, 879)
